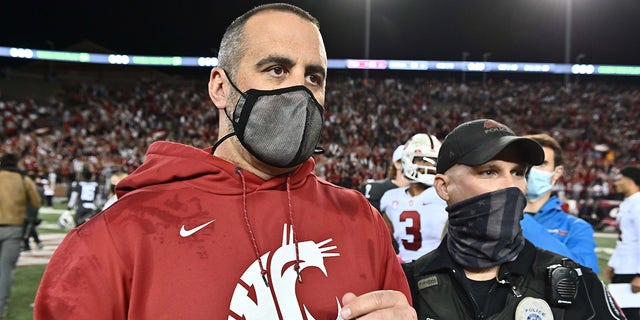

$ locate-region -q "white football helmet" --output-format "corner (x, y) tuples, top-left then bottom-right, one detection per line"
(57, 210), (76, 230)
(401, 133), (442, 186)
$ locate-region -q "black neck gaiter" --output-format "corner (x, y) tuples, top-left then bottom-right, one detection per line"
(446, 187), (526, 269)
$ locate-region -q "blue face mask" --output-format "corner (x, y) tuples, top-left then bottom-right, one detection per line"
(526, 167), (555, 201)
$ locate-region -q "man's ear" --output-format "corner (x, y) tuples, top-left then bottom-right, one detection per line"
(208, 67), (227, 110)
(434, 173), (450, 202)
(551, 165), (564, 184)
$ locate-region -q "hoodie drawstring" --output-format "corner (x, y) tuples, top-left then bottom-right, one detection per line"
(236, 167), (269, 288)
(234, 168), (302, 288)
(286, 175), (302, 283)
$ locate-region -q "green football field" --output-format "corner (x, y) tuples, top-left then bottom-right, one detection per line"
(5, 212), (620, 320)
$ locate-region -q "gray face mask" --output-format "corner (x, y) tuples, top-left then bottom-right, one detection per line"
(213, 72), (324, 168)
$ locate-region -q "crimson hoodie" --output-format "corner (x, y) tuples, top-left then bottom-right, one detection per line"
(35, 141), (411, 319)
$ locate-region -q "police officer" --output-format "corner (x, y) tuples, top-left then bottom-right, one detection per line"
(403, 119), (626, 320)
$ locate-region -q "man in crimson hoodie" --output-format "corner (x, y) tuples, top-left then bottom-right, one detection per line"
(34, 3), (415, 320)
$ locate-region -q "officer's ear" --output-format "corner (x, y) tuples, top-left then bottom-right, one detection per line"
(434, 173), (450, 203)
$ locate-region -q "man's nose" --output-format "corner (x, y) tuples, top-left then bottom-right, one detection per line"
(502, 174), (523, 190)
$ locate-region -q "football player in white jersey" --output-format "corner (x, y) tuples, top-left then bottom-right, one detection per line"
(66, 169), (102, 226)
(380, 133), (448, 262)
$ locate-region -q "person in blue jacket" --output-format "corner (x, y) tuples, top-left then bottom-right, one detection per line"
(520, 214), (579, 261)
(522, 133), (599, 273)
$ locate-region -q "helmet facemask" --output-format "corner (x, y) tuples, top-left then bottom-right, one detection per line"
(401, 133), (442, 186)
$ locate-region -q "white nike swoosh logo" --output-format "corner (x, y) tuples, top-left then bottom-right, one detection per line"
(180, 219), (216, 237)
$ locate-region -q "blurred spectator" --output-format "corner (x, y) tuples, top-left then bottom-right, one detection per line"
(66, 168), (102, 226)
(359, 144), (409, 211)
(0, 153), (41, 317)
(40, 176), (54, 207)
(0, 76), (638, 209)
(22, 172), (44, 251)
(522, 133), (599, 272)
(100, 169), (128, 211)
(605, 166), (640, 320)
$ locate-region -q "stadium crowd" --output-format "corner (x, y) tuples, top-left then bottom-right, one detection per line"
(1, 75), (638, 206)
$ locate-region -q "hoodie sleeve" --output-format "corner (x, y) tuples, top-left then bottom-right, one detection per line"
(34, 214), (130, 319)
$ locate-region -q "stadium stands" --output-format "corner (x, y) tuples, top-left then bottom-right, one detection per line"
(1, 74), (638, 206)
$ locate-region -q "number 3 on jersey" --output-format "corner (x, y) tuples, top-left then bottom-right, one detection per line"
(400, 210), (422, 251)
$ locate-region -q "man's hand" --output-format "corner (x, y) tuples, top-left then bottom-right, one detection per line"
(604, 266), (614, 281)
(631, 275), (640, 293)
(340, 290), (416, 320)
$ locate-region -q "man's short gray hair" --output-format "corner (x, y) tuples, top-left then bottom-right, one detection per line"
(217, 3), (320, 79)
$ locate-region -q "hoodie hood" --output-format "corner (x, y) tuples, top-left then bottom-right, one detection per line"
(116, 141), (317, 198)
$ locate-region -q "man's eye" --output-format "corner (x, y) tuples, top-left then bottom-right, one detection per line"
(269, 66), (284, 76)
(480, 170), (494, 176)
(307, 74), (321, 85)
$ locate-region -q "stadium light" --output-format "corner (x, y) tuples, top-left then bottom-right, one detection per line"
(482, 52), (492, 86)
(563, 0), (573, 90)
(364, 0), (371, 78)
(46, 40), (55, 79)
(461, 51), (470, 84)
(575, 53), (586, 85)
(3, 45), (639, 77)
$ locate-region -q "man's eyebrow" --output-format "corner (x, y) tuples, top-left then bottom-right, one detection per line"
(255, 55), (326, 78)
(255, 55), (294, 69)
(306, 64), (327, 79)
